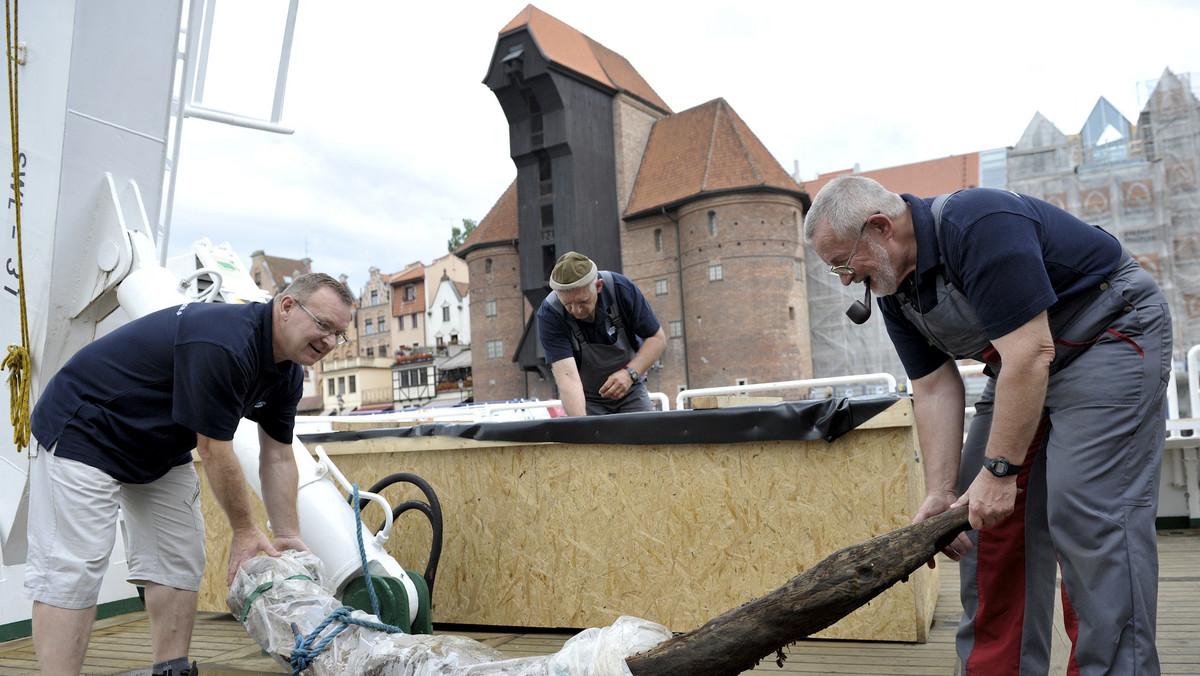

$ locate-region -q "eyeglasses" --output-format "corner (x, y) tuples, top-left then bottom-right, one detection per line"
(294, 299), (349, 345)
(827, 216), (875, 276)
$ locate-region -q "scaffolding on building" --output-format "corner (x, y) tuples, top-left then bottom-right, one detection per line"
(1008, 69), (1200, 367)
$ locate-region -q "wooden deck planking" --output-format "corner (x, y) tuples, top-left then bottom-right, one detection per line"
(0, 530), (1196, 675)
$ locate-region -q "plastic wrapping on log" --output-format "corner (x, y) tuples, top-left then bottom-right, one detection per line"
(228, 551), (672, 676)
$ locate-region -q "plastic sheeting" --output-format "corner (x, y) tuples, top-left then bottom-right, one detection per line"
(298, 395), (901, 447)
(229, 551), (673, 676)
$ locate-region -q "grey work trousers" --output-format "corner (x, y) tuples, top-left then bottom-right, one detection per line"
(956, 264), (1171, 675)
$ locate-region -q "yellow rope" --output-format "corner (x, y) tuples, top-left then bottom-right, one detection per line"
(2, 0), (30, 452)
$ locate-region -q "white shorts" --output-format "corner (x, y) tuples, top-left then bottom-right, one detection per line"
(24, 444), (207, 609)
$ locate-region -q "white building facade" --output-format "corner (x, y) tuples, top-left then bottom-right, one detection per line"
(426, 271), (470, 351)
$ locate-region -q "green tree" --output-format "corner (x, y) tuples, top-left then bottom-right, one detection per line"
(447, 218), (477, 252)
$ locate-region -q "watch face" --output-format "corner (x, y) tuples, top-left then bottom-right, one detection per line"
(987, 457), (1018, 476)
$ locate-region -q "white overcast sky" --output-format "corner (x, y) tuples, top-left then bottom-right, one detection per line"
(166, 0), (1200, 292)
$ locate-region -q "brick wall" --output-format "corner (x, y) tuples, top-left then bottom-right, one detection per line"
(469, 191), (814, 406)
(465, 245), (528, 402)
(625, 192), (813, 398)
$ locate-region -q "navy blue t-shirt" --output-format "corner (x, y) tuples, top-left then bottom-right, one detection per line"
(537, 271), (661, 365)
(880, 189), (1123, 380)
(31, 300), (302, 483)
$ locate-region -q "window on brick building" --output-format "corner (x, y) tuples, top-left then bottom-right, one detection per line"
(794, 258), (804, 281)
(708, 264), (723, 281)
(349, 376), (356, 393)
(403, 285), (416, 301)
(789, 306), (796, 320)
(654, 228), (663, 252)
(655, 279), (668, 295)
(367, 347), (374, 357)
(370, 289), (378, 305)
(669, 320), (683, 338)
(442, 306), (450, 322)
(328, 379), (335, 395)
(411, 314), (420, 330)
(364, 318), (373, 335)
(485, 258), (493, 275)
(486, 300), (497, 316)
(708, 211), (717, 236)
(487, 339), (504, 359)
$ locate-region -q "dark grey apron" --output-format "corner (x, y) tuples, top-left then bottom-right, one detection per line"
(898, 194), (1136, 376)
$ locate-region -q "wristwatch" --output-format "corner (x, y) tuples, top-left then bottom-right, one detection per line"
(624, 366), (639, 381)
(984, 456), (1021, 477)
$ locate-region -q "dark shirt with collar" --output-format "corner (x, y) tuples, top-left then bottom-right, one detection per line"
(537, 271), (661, 365)
(879, 188), (1122, 380)
(31, 300), (302, 483)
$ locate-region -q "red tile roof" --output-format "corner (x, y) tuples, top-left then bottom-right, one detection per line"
(254, 253), (311, 294)
(624, 98), (802, 217)
(802, 153), (981, 198)
(459, 179), (518, 252)
(500, 5), (671, 114)
(389, 262), (425, 284)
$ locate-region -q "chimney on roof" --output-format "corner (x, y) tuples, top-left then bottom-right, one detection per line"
(853, 163), (862, 173)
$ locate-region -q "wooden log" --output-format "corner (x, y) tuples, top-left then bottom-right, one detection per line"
(625, 506), (971, 676)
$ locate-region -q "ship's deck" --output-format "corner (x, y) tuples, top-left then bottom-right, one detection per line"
(1, 529), (1197, 675)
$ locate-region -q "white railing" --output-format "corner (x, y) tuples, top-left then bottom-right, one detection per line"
(1163, 344), (1200, 442)
(1167, 346), (1200, 524)
(675, 373), (898, 411)
(957, 363), (987, 417)
(649, 392), (670, 411)
(300, 399), (563, 430)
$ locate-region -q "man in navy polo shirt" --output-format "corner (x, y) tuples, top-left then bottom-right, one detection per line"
(25, 272), (354, 676)
(805, 176), (1170, 675)
(537, 251), (667, 416)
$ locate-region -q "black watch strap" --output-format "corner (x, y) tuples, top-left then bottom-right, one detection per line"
(984, 456), (1021, 477)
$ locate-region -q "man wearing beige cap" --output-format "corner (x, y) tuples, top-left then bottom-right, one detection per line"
(537, 251), (666, 416)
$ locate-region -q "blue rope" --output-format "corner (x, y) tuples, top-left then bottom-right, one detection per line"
(287, 483), (404, 674)
(289, 608), (403, 674)
(351, 483), (383, 619)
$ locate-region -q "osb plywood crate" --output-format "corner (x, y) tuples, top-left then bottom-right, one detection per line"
(197, 398), (937, 642)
